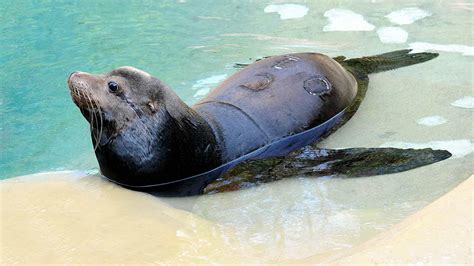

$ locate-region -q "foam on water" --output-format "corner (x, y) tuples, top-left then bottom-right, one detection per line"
(192, 74), (228, 98)
(416, 115), (447, 126)
(377, 27), (408, 43)
(450, 96), (474, 109)
(381, 139), (474, 159)
(323, 9), (375, 32)
(263, 4), (309, 20)
(194, 88), (210, 97)
(386, 7), (431, 25)
(409, 42), (474, 56)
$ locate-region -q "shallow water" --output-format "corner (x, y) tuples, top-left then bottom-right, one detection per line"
(1, 0), (473, 263)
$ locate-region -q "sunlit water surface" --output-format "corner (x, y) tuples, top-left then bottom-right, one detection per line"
(1, 0), (473, 263)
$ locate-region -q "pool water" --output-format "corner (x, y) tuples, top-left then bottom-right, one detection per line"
(1, 0), (473, 263)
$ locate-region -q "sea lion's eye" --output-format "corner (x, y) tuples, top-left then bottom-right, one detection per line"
(108, 81), (119, 93)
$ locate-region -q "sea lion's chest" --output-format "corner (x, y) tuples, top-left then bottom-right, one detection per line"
(194, 53), (357, 161)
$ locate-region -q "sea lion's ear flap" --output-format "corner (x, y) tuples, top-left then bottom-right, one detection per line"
(147, 101), (158, 113)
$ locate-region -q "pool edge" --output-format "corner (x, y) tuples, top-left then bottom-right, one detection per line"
(317, 174), (473, 264)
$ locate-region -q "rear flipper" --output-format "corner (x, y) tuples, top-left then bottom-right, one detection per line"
(203, 147), (451, 194)
(235, 50), (438, 74)
(337, 49), (439, 75)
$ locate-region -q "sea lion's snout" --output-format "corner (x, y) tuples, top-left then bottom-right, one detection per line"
(67, 71), (100, 110)
(68, 71), (90, 90)
(68, 71), (79, 80)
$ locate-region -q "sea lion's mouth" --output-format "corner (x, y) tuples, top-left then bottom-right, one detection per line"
(68, 72), (94, 109)
(68, 71), (107, 150)
(69, 86), (86, 108)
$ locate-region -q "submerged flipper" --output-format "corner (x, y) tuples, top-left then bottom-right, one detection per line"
(203, 147), (451, 194)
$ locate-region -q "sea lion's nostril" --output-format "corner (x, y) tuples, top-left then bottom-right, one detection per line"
(68, 71), (79, 81)
(69, 71), (88, 81)
(67, 72), (89, 92)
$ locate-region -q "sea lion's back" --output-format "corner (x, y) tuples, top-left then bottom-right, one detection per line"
(194, 53), (357, 161)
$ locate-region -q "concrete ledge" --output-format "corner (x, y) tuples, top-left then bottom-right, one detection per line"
(321, 175), (473, 264)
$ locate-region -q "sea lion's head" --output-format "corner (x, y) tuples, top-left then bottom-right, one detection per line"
(67, 66), (219, 186)
(67, 66), (169, 149)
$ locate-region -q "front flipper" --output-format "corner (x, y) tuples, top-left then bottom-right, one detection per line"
(203, 147), (451, 194)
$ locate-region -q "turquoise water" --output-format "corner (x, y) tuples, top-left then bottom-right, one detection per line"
(1, 0), (472, 181)
(1, 0), (258, 178)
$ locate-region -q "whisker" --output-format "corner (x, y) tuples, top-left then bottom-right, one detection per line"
(83, 90), (98, 148)
(90, 94), (104, 151)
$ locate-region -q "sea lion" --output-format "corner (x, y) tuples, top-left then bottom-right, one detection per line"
(68, 50), (449, 196)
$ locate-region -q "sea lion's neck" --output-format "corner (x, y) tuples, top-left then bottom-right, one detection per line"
(95, 90), (222, 186)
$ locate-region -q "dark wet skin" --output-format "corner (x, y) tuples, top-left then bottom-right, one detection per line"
(193, 53), (358, 162)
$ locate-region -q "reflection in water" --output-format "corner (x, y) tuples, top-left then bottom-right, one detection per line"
(263, 4), (309, 20)
(323, 9), (375, 32)
(377, 27), (408, 44)
(385, 7), (432, 25)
